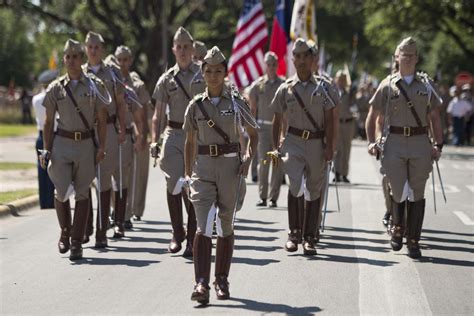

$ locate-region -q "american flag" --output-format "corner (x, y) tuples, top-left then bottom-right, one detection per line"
(228, 0), (268, 89)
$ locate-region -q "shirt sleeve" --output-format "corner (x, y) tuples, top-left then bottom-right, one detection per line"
(248, 81), (259, 102)
(429, 81), (443, 109)
(183, 101), (197, 132)
(324, 83), (340, 110)
(152, 75), (169, 104)
(270, 84), (287, 113)
(42, 84), (58, 113)
(94, 80), (108, 112)
(369, 80), (387, 112)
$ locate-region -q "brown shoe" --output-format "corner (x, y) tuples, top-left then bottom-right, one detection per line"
(191, 282), (210, 305)
(55, 199), (71, 254)
(183, 241), (193, 257)
(168, 236), (182, 253)
(285, 231), (299, 252)
(95, 189), (111, 248)
(113, 189), (127, 239)
(69, 199), (89, 261)
(303, 237), (317, 256)
(214, 275), (230, 300)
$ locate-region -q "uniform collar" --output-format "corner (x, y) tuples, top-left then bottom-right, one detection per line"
(202, 86), (232, 101)
(291, 73), (317, 86)
(171, 62), (199, 76)
(393, 71), (422, 84)
(62, 71), (88, 86)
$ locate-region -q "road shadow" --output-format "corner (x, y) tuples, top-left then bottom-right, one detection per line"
(130, 226), (170, 234)
(302, 253), (398, 267)
(121, 236), (170, 244)
(321, 234), (389, 245)
(235, 235), (278, 242)
(206, 297), (322, 314)
(318, 240), (390, 253)
(141, 220), (170, 226)
(421, 235), (474, 246)
(102, 245), (167, 255)
(417, 256), (474, 267)
(234, 224), (283, 233)
(232, 256), (280, 266)
(235, 218), (277, 225)
(234, 244), (281, 252)
(422, 229), (474, 238)
(325, 226), (386, 235)
(72, 257), (159, 267)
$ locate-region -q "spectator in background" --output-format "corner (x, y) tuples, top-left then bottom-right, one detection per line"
(439, 84), (452, 144)
(21, 88), (33, 124)
(447, 85), (472, 146)
(461, 84), (472, 145)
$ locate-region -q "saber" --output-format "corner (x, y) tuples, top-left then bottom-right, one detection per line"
(119, 143), (123, 199)
(321, 161), (332, 232)
(232, 175), (244, 228)
(333, 166), (341, 212)
(431, 170), (437, 214)
(97, 164), (102, 230)
(131, 149), (137, 211)
(435, 160), (447, 203)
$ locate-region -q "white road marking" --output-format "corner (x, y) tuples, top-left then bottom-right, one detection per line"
(428, 184), (460, 194)
(454, 211), (474, 226)
(466, 185), (474, 193)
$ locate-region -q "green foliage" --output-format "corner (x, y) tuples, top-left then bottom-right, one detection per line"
(0, 189), (37, 204)
(0, 123), (36, 137)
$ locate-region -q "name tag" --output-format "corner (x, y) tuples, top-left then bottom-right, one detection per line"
(220, 109), (235, 116)
(168, 87), (177, 93)
(417, 90), (428, 96)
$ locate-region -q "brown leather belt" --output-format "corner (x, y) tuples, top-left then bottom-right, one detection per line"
(168, 120), (184, 129)
(288, 126), (324, 140)
(56, 128), (93, 141)
(125, 127), (134, 135)
(389, 126), (428, 137)
(198, 143), (240, 157)
(340, 117), (354, 123)
(107, 114), (117, 124)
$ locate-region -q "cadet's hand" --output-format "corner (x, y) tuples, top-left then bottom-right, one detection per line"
(118, 131), (126, 144)
(367, 142), (380, 156)
(432, 145), (442, 161)
(324, 147), (333, 161)
(150, 142), (160, 158)
(38, 150), (50, 170)
(134, 139), (145, 152)
(96, 148), (106, 164)
(238, 154), (252, 177)
(266, 150), (281, 167)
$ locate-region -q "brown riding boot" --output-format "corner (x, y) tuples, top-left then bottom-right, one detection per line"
(390, 198), (406, 251)
(83, 189), (94, 244)
(302, 199), (320, 256)
(167, 192), (186, 253)
(406, 199), (425, 259)
(113, 189), (128, 238)
(191, 233), (212, 305)
(95, 189), (111, 248)
(70, 199), (90, 261)
(214, 234), (234, 300)
(285, 193), (301, 252)
(55, 198), (71, 254)
(182, 190), (196, 257)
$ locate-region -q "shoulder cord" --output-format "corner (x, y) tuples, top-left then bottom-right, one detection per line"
(108, 67), (143, 108)
(229, 83), (259, 130)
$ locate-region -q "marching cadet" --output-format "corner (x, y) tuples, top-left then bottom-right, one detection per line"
(192, 41), (207, 63)
(40, 39), (108, 260)
(355, 82), (372, 140)
(83, 31), (127, 245)
(248, 52), (284, 208)
(150, 27), (204, 257)
(366, 37), (443, 258)
(112, 47), (153, 223)
(110, 46), (146, 228)
(270, 38), (338, 255)
(334, 70), (355, 183)
(184, 46), (258, 304)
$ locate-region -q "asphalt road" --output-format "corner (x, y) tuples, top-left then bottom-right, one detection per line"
(1, 140), (473, 315)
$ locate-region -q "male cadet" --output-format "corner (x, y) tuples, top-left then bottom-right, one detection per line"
(83, 31), (127, 245)
(192, 41), (207, 63)
(248, 51), (284, 207)
(184, 46), (258, 304)
(33, 69), (59, 209)
(112, 47), (153, 222)
(151, 27), (204, 257)
(270, 38), (337, 255)
(111, 46), (146, 228)
(334, 70), (355, 183)
(40, 39), (108, 260)
(366, 37), (443, 258)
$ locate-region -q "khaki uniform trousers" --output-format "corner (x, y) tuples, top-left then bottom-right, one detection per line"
(381, 134), (432, 202)
(257, 125), (283, 201)
(98, 124), (119, 191)
(48, 136), (96, 202)
(159, 127), (185, 194)
(190, 155), (245, 238)
(280, 134), (325, 201)
(335, 121), (354, 176)
(112, 133), (133, 192)
(125, 146), (150, 219)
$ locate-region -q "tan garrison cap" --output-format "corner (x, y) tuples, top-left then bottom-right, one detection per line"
(395, 37), (417, 55)
(292, 38), (311, 54)
(115, 45), (132, 58)
(85, 31), (105, 45)
(307, 39), (318, 56)
(203, 46), (226, 65)
(64, 39), (83, 55)
(173, 26), (193, 43)
(193, 41), (207, 59)
(264, 51), (278, 63)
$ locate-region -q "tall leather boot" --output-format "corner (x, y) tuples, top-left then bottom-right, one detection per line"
(113, 189), (128, 238)
(83, 188), (94, 244)
(285, 193), (301, 252)
(296, 195), (305, 243)
(390, 198), (406, 251)
(55, 198), (71, 254)
(302, 199), (320, 256)
(182, 190), (196, 257)
(70, 199), (90, 261)
(406, 199), (425, 259)
(191, 233), (212, 305)
(214, 234), (234, 300)
(166, 192), (186, 253)
(95, 189), (111, 248)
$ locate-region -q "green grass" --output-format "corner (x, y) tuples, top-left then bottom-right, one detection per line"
(0, 162), (36, 170)
(0, 123), (36, 137)
(0, 189), (37, 204)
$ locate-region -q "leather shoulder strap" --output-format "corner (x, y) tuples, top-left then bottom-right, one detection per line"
(195, 100), (231, 144)
(395, 80), (423, 127)
(174, 74), (191, 101)
(290, 86), (321, 131)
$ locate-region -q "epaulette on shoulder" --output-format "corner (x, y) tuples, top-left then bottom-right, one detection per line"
(46, 77), (63, 92)
(130, 71), (142, 81)
(285, 78), (294, 84)
(193, 93), (205, 102)
(416, 71), (433, 82)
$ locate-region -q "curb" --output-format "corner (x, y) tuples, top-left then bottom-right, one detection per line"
(0, 194), (39, 218)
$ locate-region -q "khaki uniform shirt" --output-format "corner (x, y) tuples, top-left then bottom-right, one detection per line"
(153, 62), (202, 123)
(248, 75), (284, 123)
(123, 74), (150, 127)
(338, 89), (354, 120)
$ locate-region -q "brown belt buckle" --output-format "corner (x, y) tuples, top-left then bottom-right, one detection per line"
(209, 144), (218, 157)
(302, 130), (310, 140)
(403, 127), (411, 137)
(74, 132), (82, 141)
